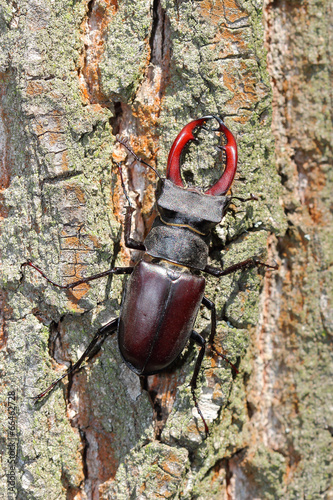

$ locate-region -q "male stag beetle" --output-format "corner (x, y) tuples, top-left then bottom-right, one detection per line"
(22, 115), (276, 436)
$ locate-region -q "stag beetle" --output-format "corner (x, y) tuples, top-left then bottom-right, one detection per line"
(22, 115), (276, 435)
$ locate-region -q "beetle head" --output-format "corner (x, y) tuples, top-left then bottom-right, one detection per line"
(155, 178), (231, 236)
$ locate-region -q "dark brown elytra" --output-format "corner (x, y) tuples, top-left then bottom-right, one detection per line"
(21, 115), (277, 437)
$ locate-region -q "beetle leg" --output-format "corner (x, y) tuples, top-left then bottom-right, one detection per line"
(190, 330), (209, 437)
(190, 297), (240, 437)
(202, 296), (238, 373)
(204, 257), (278, 277)
(21, 262), (134, 289)
(31, 318), (119, 402)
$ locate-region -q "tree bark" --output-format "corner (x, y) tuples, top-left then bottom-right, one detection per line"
(0, 0), (331, 499)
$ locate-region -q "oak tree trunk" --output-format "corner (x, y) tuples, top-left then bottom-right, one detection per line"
(0, 0), (331, 498)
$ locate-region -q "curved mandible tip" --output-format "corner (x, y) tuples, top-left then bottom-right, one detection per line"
(204, 116), (238, 196)
(166, 116), (213, 187)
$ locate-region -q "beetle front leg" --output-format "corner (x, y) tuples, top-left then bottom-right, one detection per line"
(32, 318), (119, 402)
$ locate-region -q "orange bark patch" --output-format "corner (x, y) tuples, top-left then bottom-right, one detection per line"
(26, 80), (46, 96)
(64, 183), (86, 205)
(0, 290), (12, 349)
(199, 0), (248, 24)
(79, 1), (118, 104)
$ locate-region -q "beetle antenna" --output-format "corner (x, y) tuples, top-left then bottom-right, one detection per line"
(116, 135), (162, 180)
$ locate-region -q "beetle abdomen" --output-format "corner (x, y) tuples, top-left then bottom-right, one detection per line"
(118, 260), (205, 375)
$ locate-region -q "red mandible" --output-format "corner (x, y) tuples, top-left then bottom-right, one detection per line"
(166, 115), (238, 196)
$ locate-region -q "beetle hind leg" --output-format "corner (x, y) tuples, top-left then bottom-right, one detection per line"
(189, 295), (240, 437)
(190, 330), (209, 437)
(31, 318), (119, 402)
